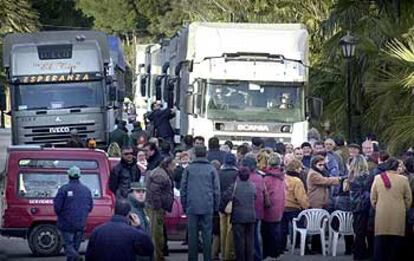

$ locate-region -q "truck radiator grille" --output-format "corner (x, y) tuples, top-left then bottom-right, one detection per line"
(22, 123), (96, 144)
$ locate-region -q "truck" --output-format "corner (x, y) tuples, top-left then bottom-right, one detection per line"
(137, 22), (322, 146)
(2, 31), (125, 146)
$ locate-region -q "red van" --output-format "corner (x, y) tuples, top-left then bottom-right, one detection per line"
(0, 146), (114, 256)
(0, 146), (187, 257)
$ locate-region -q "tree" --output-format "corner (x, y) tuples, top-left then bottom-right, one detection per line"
(31, 0), (93, 30)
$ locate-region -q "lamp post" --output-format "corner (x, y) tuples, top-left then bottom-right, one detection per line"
(339, 32), (357, 143)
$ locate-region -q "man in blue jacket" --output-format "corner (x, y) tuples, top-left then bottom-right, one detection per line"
(53, 166), (93, 261)
(181, 145), (220, 261)
(85, 199), (154, 261)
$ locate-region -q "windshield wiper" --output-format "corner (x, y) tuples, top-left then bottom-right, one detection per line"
(61, 105), (89, 109)
(26, 106), (48, 111)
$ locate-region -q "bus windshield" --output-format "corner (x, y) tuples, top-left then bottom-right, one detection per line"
(206, 81), (304, 123)
(14, 81), (104, 111)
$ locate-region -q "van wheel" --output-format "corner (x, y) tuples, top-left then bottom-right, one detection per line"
(28, 224), (62, 256)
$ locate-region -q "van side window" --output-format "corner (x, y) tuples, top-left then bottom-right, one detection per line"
(18, 159), (98, 169)
(18, 173), (101, 198)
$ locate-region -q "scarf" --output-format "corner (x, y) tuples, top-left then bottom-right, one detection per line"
(380, 173), (392, 189)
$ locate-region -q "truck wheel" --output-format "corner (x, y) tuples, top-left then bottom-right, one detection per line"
(28, 224), (62, 256)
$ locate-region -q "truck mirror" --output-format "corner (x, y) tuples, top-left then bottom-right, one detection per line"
(140, 77), (146, 97)
(155, 76), (162, 101)
(185, 94), (194, 114)
(109, 86), (117, 101)
(307, 97), (323, 120)
(117, 90), (125, 103)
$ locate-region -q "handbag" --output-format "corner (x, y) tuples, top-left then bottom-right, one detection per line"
(224, 181), (237, 214)
(264, 184), (272, 209)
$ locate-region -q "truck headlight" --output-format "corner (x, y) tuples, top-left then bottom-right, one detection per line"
(281, 125), (291, 133)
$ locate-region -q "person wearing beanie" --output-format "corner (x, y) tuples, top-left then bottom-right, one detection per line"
(301, 142), (313, 168)
(281, 159), (309, 251)
(86, 199), (154, 261)
(262, 153), (285, 259)
(219, 167), (256, 261)
(53, 166), (93, 261)
(218, 153), (238, 260)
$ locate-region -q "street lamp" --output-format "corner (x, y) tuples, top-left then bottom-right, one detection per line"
(339, 32), (357, 143)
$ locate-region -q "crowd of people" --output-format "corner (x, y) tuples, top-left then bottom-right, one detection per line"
(56, 105), (414, 261)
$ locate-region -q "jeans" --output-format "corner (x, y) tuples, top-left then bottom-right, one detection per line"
(61, 231), (83, 261)
(253, 220), (262, 261)
(233, 223), (255, 261)
(262, 221), (282, 258)
(188, 214), (213, 261)
(281, 210), (301, 250)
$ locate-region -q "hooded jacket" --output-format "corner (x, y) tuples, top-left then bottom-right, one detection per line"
(219, 164), (238, 197)
(263, 167), (285, 222)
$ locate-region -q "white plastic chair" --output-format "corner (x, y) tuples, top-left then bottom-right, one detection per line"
(328, 210), (354, 256)
(291, 209), (330, 256)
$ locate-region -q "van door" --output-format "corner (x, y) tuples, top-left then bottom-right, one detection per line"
(0, 168), (5, 227)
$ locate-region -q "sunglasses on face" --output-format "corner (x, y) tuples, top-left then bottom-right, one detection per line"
(123, 152), (134, 156)
(316, 163), (325, 167)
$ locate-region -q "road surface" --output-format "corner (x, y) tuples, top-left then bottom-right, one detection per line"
(0, 129), (351, 260)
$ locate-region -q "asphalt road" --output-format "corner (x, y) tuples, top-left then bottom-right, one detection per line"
(0, 129), (352, 260)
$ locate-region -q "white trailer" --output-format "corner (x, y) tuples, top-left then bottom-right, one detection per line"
(140, 22), (322, 146)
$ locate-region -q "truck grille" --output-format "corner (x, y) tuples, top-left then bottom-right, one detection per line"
(22, 123), (96, 144)
(215, 135), (291, 144)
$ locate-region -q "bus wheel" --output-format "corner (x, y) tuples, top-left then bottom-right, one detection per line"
(28, 224), (62, 256)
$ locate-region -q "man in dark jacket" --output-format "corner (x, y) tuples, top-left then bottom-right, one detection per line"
(207, 137), (227, 164)
(110, 122), (129, 148)
(146, 101), (175, 144)
(146, 157), (175, 261)
(145, 142), (163, 171)
(85, 199), (154, 261)
(218, 153), (238, 260)
(109, 146), (141, 199)
(53, 166), (93, 261)
(130, 121), (148, 147)
(181, 145), (220, 261)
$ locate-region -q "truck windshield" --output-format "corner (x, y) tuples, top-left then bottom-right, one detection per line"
(14, 81), (103, 111)
(206, 81), (304, 122)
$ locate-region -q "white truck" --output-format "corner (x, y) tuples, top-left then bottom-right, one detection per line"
(136, 22), (322, 146)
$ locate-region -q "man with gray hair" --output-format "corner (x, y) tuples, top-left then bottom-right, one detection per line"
(181, 145), (220, 261)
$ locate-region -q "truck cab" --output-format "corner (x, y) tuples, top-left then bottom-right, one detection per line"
(0, 146), (114, 256)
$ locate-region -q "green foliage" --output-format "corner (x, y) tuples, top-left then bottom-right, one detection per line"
(31, 0), (93, 30)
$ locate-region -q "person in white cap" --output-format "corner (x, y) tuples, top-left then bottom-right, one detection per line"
(53, 166), (93, 261)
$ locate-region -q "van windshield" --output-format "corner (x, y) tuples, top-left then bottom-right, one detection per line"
(18, 173), (101, 198)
